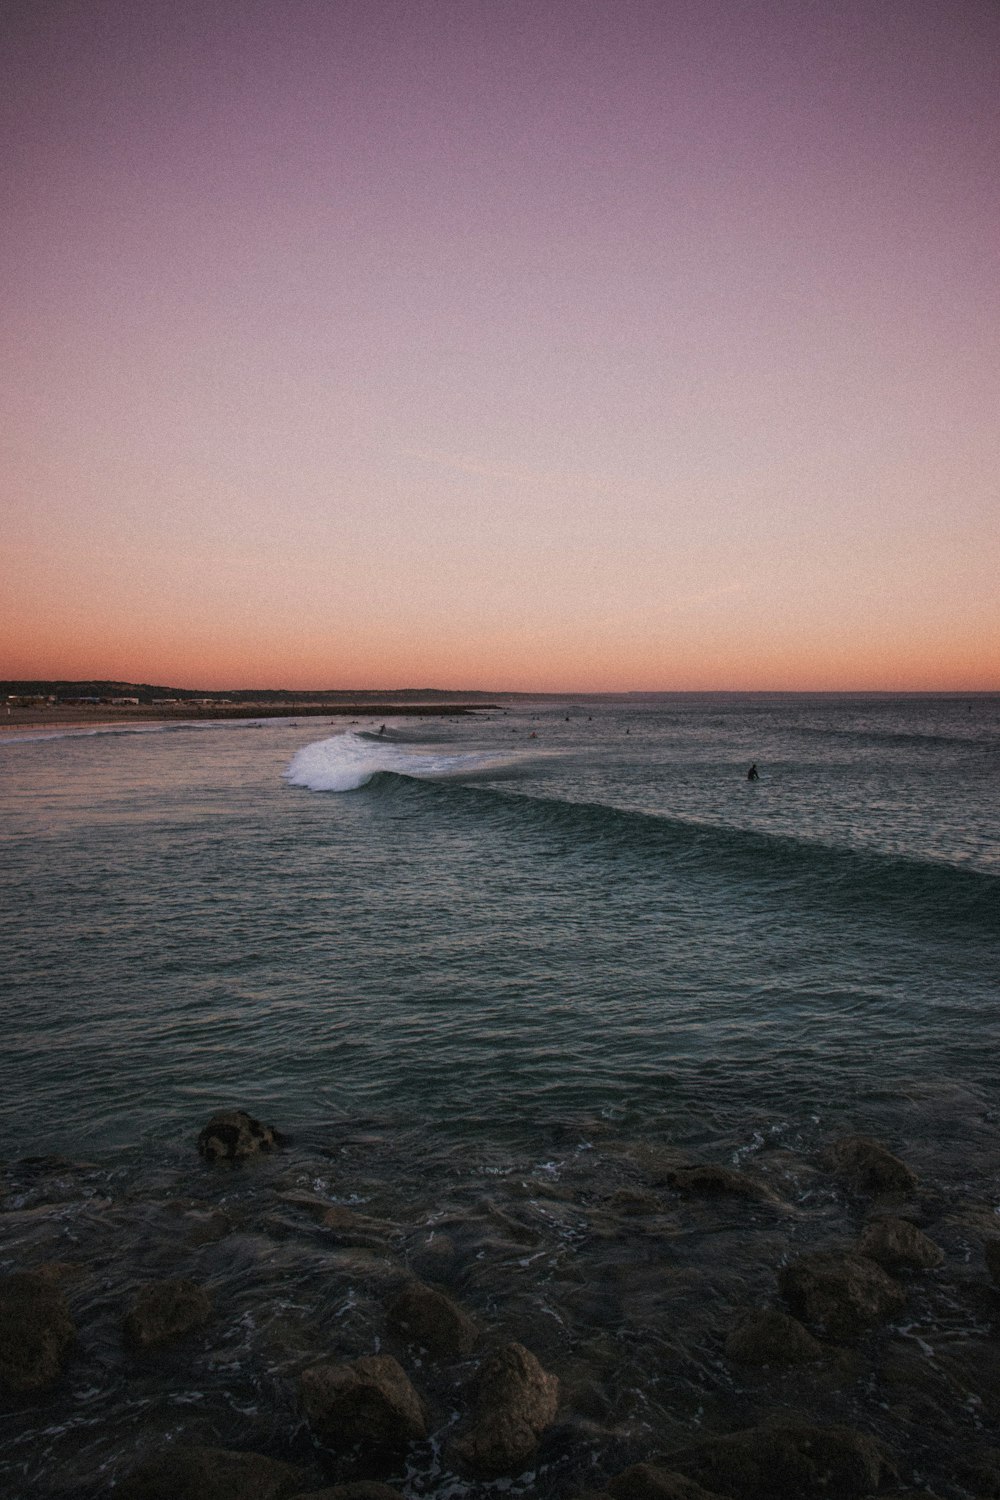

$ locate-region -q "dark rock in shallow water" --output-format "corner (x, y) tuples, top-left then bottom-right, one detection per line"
(300, 1353), (427, 1450)
(665, 1422), (895, 1500)
(664, 1166), (776, 1203)
(607, 1461), (724, 1498)
(724, 1308), (823, 1366)
(197, 1109), (282, 1162)
(124, 1278), (213, 1348)
(0, 1270), (75, 1393)
(385, 1280), (478, 1358)
(826, 1135), (917, 1196)
(984, 1237), (1000, 1288)
(448, 1340), (560, 1474)
(857, 1216), (944, 1271)
(115, 1445), (307, 1500)
(780, 1250), (905, 1339)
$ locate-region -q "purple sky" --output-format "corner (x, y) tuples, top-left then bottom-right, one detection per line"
(3, 0), (998, 689)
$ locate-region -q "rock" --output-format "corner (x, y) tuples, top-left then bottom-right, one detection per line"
(724, 1308), (823, 1366)
(826, 1136), (916, 1196)
(124, 1279), (213, 1348)
(984, 1237), (1000, 1288)
(857, 1217), (944, 1271)
(664, 1166), (775, 1202)
(198, 1109), (282, 1161)
(607, 1462), (724, 1499)
(115, 1445), (307, 1500)
(779, 1250), (905, 1339)
(300, 1354), (427, 1450)
(449, 1341), (560, 1474)
(957, 1445), (1000, 1497)
(385, 1281), (477, 1358)
(608, 1189), (664, 1216)
(666, 1422), (894, 1499)
(0, 1271), (76, 1393)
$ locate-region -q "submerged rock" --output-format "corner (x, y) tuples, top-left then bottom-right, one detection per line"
(607, 1461), (724, 1498)
(665, 1422), (895, 1499)
(826, 1136), (917, 1196)
(385, 1280), (478, 1358)
(0, 1270), (75, 1393)
(197, 1109), (282, 1162)
(300, 1353), (427, 1450)
(449, 1340), (560, 1474)
(124, 1278), (213, 1348)
(857, 1217), (944, 1271)
(780, 1251), (905, 1339)
(724, 1308), (823, 1366)
(664, 1166), (776, 1202)
(116, 1445), (307, 1500)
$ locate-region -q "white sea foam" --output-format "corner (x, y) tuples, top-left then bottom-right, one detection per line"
(284, 729), (522, 792)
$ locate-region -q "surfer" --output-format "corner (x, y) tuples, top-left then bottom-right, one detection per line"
(378, 724), (387, 736)
(747, 763), (759, 781)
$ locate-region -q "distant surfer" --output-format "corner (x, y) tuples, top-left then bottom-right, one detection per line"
(378, 724), (386, 736)
(747, 763), (759, 781)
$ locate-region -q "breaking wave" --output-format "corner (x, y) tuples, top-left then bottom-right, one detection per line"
(284, 729), (528, 792)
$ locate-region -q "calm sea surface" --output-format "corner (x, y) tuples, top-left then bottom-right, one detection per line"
(1, 693), (998, 1497)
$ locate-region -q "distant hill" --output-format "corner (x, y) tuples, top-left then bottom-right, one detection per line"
(1, 680), (510, 704)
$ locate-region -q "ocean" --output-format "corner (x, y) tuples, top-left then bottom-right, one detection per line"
(1, 693), (998, 1498)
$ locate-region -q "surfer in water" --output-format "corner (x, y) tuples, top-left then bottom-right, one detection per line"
(747, 763), (759, 781)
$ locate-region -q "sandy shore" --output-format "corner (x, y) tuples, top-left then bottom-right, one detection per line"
(0, 702), (493, 732)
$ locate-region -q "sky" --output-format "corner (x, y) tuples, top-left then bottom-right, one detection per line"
(2, 0), (998, 692)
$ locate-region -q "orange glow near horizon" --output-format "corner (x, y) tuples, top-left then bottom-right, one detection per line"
(2, 3), (998, 695)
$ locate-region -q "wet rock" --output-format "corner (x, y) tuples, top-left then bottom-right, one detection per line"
(116, 1445), (307, 1500)
(666, 1422), (894, 1500)
(985, 1237), (1000, 1288)
(197, 1109), (282, 1162)
(608, 1189), (664, 1216)
(300, 1353), (427, 1450)
(607, 1461), (724, 1499)
(724, 1308), (823, 1366)
(780, 1250), (905, 1339)
(857, 1216), (944, 1271)
(826, 1135), (916, 1196)
(664, 1166), (776, 1202)
(0, 1270), (75, 1393)
(124, 1278), (213, 1348)
(449, 1340), (560, 1474)
(385, 1280), (478, 1358)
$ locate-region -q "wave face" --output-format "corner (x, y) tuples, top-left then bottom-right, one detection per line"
(284, 728), (530, 791)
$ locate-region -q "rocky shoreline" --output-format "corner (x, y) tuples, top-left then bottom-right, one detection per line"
(2, 1111), (999, 1499)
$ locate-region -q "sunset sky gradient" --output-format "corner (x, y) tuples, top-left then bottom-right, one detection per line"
(3, 0), (998, 691)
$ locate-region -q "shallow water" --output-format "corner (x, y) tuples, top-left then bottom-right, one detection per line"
(1, 694), (998, 1497)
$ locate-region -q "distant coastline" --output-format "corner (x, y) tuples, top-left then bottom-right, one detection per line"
(1, 701), (496, 732)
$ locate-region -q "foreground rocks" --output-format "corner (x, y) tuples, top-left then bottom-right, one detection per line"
(449, 1340), (560, 1474)
(124, 1278), (213, 1348)
(857, 1216), (944, 1271)
(826, 1136), (917, 1196)
(665, 1422), (895, 1500)
(0, 1271), (75, 1394)
(724, 1307), (823, 1366)
(116, 1445), (307, 1500)
(607, 1462), (724, 1498)
(779, 1250), (906, 1339)
(385, 1280), (478, 1358)
(301, 1354), (427, 1450)
(197, 1109), (282, 1162)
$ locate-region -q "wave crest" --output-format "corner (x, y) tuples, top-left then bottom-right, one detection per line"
(284, 730), (523, 792)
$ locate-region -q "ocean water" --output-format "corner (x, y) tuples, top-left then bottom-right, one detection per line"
(1, 694), (999, 1498)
